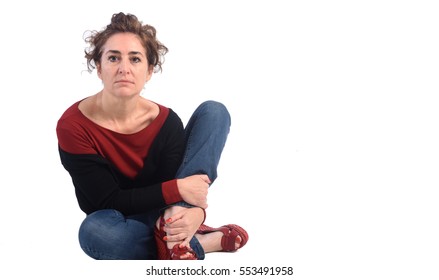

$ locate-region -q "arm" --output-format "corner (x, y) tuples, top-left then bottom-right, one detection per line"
(155, 110), (210, 209)
(59, 148), (172, 215)
(57, 108), (186, 215)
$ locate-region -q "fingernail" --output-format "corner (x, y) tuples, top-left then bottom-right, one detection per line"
(166, 218), (172, 223)
(163, 236), (168, 241)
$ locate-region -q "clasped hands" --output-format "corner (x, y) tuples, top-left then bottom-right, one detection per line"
(163, 174), (210, 249)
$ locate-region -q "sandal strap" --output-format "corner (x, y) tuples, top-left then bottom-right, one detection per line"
(197, 224), (249, 252)
(170, 244), (197, 260)
(200, 207), (206, 224)
(220, 226), (240, 252)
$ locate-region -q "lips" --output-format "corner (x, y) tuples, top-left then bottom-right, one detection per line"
(116, 80), (134, 84)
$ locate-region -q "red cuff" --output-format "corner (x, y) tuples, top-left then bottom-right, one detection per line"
(162, 179), (183, 205)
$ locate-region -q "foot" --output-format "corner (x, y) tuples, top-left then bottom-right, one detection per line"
(195, 230), (243, 253)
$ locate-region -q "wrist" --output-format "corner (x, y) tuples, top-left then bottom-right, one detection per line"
(162, 179), (183, 205)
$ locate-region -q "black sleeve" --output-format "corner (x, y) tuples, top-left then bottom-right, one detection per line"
(59, 148), (168, 215)
(153, 109), (186, 182)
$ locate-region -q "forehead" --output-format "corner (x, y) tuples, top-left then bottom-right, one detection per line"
(103, 33), (145, 54)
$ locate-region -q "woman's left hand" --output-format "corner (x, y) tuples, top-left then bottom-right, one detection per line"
(163, 207), (205, 248)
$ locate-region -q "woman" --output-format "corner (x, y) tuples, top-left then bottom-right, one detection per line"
(56, 12), (248, 260)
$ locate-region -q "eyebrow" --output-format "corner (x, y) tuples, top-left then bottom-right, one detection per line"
(105, 50), (145, 56)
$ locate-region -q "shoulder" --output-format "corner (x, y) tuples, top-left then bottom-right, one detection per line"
(162, 105), (183, 129)
(57, 98), (91, 132)
(150, 101), (183, 127)
(146, 102), (184, 142)
(56, 100), (89, 135)
(57, 100), (82, 123)
(56, 100), (96, 154)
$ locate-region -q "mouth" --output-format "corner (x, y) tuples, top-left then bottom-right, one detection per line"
(115, 80), (134, 84)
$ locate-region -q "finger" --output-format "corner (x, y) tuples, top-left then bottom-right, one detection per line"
(200, 197), (208, 209)
(193, 200), (208, 209)
(180, 252), (193, 260)
(200, 174), (211, 184)
(197, 200), (207, 209)
(163, 225), (183, 235)
(165, 212), (185, 225)
(163, 232), (186, 242)
(178, 236), (191, 249)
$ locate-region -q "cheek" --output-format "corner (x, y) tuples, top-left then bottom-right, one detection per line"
(98, 66), (114, 80)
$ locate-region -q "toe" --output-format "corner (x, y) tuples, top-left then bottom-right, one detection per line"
(235, 235), (242, 250)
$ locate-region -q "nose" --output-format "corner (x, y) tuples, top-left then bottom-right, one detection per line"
(118, 59), (130, 75)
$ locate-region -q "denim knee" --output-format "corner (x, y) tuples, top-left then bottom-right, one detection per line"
(78, 209), (157, 260)
(197, 100), (231, 127)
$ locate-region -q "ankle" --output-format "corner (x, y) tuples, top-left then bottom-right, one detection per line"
(196, 231), (224, 253)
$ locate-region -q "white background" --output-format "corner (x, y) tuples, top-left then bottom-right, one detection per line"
(1, 0), (438, 279)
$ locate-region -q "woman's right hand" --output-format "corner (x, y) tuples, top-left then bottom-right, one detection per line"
(177, 174), (210, 209)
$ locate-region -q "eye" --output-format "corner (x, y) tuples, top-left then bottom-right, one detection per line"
(108, 55), (119, 62)
(131, 56), (141, 63)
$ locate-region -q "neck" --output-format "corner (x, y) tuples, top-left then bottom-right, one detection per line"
(96, 90), (140, 122)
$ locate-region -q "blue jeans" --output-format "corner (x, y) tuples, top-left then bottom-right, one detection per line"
(78, 101), (231, 260)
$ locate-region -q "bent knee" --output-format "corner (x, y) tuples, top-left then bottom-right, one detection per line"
(198, 100), (231, 125)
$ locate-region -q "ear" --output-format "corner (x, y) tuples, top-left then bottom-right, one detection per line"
(145, 65), (154, 82)
(96, 63), (102, 79)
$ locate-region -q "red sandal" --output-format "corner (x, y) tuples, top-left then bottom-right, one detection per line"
(197, 224), (249, 252)
(154, 216), (198, 260)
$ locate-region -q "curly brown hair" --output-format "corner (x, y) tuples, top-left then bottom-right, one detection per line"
(84, 12), (168, 73)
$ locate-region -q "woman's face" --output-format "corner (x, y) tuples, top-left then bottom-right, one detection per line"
(97, 32), (153, 98)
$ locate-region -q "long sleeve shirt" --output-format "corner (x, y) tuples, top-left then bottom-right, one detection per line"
(56, 100), (185, 215)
